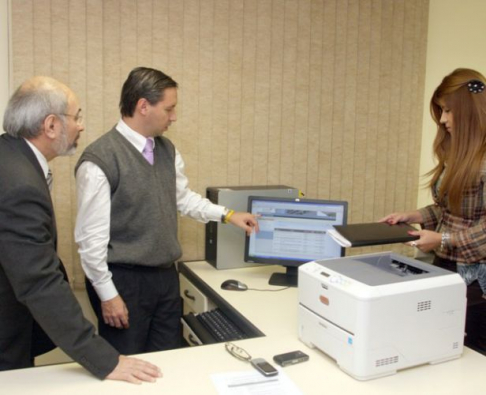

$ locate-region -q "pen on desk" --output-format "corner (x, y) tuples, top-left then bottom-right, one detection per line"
(227, 378), (279, 388)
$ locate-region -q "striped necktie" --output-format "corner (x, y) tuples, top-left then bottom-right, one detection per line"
(46, 169), (53, 191)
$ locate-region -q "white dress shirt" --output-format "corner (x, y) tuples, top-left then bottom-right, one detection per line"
(75, 120), (225, 301)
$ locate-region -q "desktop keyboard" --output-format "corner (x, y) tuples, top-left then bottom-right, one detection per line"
(183, 308), (248, 344)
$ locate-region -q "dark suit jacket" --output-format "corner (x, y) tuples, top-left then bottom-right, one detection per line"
(0, 134), (119, 378)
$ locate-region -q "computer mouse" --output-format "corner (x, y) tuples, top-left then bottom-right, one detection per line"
(221, 279), (248, 291)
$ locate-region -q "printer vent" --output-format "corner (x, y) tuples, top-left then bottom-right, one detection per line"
(452, 342), (459, 350)
(375, 356), (399, 367)
(417, 300), (431, 312)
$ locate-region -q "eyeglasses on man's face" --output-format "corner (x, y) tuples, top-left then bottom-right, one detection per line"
(60, 111), (83, 125)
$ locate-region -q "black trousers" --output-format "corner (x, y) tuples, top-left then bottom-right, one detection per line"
(86, 263), (182, 355)
(434, 256), (486, 354)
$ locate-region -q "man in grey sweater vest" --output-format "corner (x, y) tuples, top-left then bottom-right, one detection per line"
(75, 67), (259, 355)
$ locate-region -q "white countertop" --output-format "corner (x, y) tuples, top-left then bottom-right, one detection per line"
(2, 261), (485, 395)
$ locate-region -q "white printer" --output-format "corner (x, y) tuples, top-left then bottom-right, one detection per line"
(298, 252), (467, 380)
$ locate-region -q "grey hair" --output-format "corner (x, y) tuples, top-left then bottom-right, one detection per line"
(3, 77), (69, 139)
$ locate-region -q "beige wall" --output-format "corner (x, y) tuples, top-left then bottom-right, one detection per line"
(9, 0), (428, 287)
(418, 0), (486, 208)
(2, 0), (486, 293)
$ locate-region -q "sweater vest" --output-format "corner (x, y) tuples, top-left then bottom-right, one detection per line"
(75, 128), (181, 267)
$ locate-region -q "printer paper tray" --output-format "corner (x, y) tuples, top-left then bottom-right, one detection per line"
(299, 304), (355, 358)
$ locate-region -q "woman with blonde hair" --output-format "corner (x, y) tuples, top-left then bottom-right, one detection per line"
(381, 68), (486, 353)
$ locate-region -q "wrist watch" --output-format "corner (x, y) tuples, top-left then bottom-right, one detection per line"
(221, 207), (230, 223)
(221, 208), (235, 224)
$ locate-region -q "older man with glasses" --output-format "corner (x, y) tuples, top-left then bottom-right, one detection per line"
(0, 76), (162, 383)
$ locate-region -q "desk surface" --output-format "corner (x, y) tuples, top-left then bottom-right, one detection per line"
(2, 261), (485, 395)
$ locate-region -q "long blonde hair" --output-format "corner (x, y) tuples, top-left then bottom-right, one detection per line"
(428, 68), (486, 214)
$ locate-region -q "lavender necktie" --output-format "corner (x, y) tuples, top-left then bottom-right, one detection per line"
(143, 138), (154, 165)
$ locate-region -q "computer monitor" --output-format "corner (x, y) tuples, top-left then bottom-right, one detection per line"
(244, 196), (348, 287)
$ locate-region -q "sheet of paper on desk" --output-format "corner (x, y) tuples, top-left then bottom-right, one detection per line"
(211, 368), (303, 395)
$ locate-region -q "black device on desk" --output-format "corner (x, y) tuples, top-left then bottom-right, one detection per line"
(179, 262), (264, 346)
(183, 308), (249, 344)
(221, 279), (248, 291)
(273, 350), (309, 366)
(251, 358), (279, 376)
(244, 196), (348, 287)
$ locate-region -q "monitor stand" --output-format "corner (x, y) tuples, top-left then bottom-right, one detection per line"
(268, 266), (298, 287)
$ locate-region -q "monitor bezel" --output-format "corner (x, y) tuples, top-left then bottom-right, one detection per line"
(244, 196), (348, 268)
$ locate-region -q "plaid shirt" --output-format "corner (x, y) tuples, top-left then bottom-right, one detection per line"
(418, 166), (486, 264)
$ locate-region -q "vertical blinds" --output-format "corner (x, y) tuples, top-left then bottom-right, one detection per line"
(11, 0), (429, 287)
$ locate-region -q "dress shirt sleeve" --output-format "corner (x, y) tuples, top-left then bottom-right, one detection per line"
(175, 149), (226, 222)
(75, 161), (118, 301)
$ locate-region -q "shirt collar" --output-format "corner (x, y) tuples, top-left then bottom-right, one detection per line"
(24, 138), (49, 178)
(116, 119), (155, 153)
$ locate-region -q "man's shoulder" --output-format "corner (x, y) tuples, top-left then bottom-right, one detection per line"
(0, 135), (30, 170)
(154, 135), (176, 152)
(84, 128), (119, 150)
(0, 141), (44, 198)
(0, 133), (21, 153)
(76, 129), (121, 174)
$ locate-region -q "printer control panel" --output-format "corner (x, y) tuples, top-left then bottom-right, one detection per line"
(305, 262), (353, 288)
(300, 261), (358, 293)
(329, 275), (351, 287)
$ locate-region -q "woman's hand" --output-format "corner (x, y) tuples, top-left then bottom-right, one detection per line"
(379, 210), (423, 225)
(407, 229), (442, 253)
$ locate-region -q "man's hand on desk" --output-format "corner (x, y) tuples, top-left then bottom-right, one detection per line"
(106, 355), (163, 384)
(228, 212), (260, 236)
(101, 295), (129, 329)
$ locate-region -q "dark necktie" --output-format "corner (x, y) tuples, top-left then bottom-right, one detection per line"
(46, 169), (53, 191)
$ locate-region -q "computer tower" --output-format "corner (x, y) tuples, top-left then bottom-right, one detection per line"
(205, 185), (300, 269)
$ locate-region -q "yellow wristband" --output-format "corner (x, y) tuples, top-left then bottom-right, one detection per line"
(223, 209), (235, 224)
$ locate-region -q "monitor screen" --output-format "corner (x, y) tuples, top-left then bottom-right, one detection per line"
(245, 196), (348, 287)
